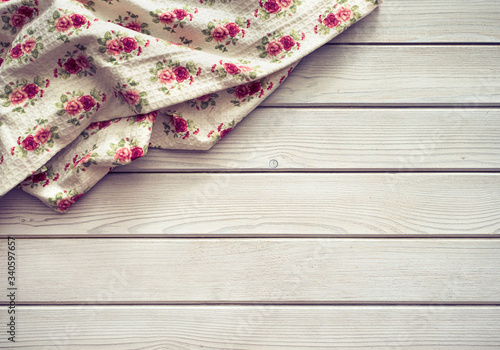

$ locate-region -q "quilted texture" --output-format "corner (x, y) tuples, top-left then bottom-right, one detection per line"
(0, 0), (381, 212)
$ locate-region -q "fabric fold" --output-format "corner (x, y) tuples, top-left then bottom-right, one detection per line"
(0, 0), (381, 212)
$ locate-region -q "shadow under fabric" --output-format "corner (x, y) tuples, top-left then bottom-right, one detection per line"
(0, 0), (381, 212)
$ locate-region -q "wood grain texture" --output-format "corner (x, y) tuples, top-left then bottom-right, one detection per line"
(332, 0), (500, 43)
(262, 46), (500, 106)
(2, 306), (499, 349)
(1, 174), (500, 236)
(1, 239), (499, 303)
(112, 108), (500, 172)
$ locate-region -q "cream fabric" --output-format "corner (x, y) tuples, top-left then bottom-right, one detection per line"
(0, 0), (380, 212)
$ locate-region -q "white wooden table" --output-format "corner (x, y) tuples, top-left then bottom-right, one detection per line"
(1, 0), (500, 348)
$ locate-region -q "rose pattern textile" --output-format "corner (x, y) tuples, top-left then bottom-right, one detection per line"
(0, 0), (381, 212)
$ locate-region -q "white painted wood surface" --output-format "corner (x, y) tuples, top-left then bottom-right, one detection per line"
(1, 239), (499, 303)
(264, 46), (500, 106)
(2, 306), (499, 349)
(1, 174), (499, 236)
(1, 1), (500, 348)
(332, 0), (500, 43)
(112, 108), (500, 172)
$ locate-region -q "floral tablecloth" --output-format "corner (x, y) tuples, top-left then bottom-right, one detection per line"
(0, 0), (380, 212)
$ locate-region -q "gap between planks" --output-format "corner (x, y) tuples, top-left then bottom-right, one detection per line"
(7, 302), (500, 307)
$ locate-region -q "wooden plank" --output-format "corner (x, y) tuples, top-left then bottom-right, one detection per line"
(112, 108), (500, 172)
(1, 239), (499, 303)
(1, 174), (500, 236)
(262, 46), (500, 106)
(332, 0), (500, 43)
(2, 306), (499, 349)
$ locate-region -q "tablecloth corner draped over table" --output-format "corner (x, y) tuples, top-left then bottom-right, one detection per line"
(0, 0), (381, 212)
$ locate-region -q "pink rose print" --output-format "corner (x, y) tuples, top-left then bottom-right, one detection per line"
(48, 189), (85, 212)
(227, 78), (270, 106)
(70, 13), (87, 28)
(1, 3), (38, 35)
(56, 88), (104, 125)
(31, 172), (48, 183)
(173, 116), (188, 133)
(56, 198), (73, 211)
(9, 13), (26, 28)
(234, 84), (249, 99)
(336, 6), (353, 22)
(151, 60), (199, 95)
(121, 37), (138, 53)
(21, 135), (39, 151)
(211, 26), (229, 42)
(55, 44), (97, 79)
(16, 6), (34, 18)
(63, 57), (82, 74)
(125, 21), (142, 32)
(110, 11), (152, 35)
(208, 122), (235, 141)
(157, 68), (176, 84)
(130, 146), (144, 161)
(78, 153), (92, 166)
(70, 194), (85, 202)
(266, 40), (283, 56)
(220, 127), (232, 139)
(12, 122), (60, 159)
(55, 15), (73, 32)
(78, 95), (96, 111)
(22, 83), (40, 99)
(3, 28), (44, 66)
(224, 63), (241, 75)
(114, 79), (148, 112)
(203, 17), (249, 52)
(257, 29), (304, 62)
(106, 39), (123, 56)
(248, 81), (262, 95)
(173, 9), (188, 21)
(150, 6), (197, 33)
(97, 30), (147, 65)
(213, 61), (259, 81)
(173, 66), (189, 83)
(256, 0), (302, 20)
(64, 99), (83, 116)
(264, 1), (281, 14)
(315, 4), (361, 35)
(129, 111), (156, 130)
(70, 148), (98, 172)
(48, 10), (92, 43)
(21, 38), (36, 53)
(147, 111), (158, 122)
(323, 13), (340, 28)
(277, 0), (293, 8)
(158, 11), (176, 24)
(163, 112), (195, 139)
(114, 147), (131, 162)
(34, 128), (51, 144)
(1, 75), (47, 113)
(279, 35), (295, 51)
(10, 44), (23, 59)
(224, 22), (241, 37)
(75, 54), (91, 69)
(106, 138), (145, 166)
(197, 94), (211, 102)
(135, 114), (147, 122)
(122, 89), (140, 105)
(8, 89), (27, 106)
